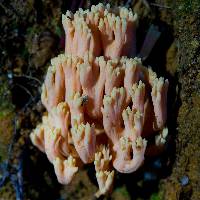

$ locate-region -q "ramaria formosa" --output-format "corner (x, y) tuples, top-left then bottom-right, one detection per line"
(30, 3), (168, 197)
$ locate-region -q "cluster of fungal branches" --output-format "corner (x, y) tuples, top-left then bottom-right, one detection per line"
(30, 3), (168, 197)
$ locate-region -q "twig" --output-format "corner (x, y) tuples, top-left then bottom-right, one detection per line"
(14, 83), (34, 101)
(150, 3), (171, 9)
(13, 74), (42, 85)
(125, 0), (134, 7)
(142, 0), (150, 10)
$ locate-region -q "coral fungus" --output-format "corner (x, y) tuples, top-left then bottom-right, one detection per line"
(30, 3), (168, 197)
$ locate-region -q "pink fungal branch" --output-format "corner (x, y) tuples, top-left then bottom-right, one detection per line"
(30, 3), (169, 197)
(62, 4), (138, 59)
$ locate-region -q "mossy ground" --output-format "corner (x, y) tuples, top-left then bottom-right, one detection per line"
(0, 77), (14, 162)
(158, 0), (200, 199)
(0, 0), (200, 199)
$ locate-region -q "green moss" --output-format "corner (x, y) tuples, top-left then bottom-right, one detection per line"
(178, 0), (199, 13)
(50, 19), (63, 37)
(116, 187), (129, 197)
(0, 82), (14, 113)
(112, 186), (131, 200)
(150, 193), (162, 200)
(26, 25), (42, 38)
(0, 182), (16, 200)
